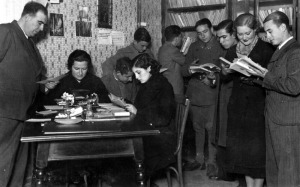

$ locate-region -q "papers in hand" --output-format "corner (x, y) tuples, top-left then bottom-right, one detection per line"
(190, 63), (221, 73)
(219, 57), (267, 77)
(37, 74), (67, 84)
(108, 93), (127, 108)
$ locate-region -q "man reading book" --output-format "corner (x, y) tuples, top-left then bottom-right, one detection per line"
(248, 11), (300, 186)
(181, 18), (226, 177)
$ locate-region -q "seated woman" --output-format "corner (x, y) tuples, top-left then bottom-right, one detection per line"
(125, 53), (177, 180)
(44, 49), (110, 105)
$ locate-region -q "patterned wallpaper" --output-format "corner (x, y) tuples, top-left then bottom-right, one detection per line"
(141, 0), (162, 59)
(37, 0), (140, 78)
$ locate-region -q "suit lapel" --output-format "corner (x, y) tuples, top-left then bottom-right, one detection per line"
(11, 21), (42, 76)
(270, 38), (296, 62)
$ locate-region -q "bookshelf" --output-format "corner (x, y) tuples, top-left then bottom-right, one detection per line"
(161, 0), (300, 43)
(162, 0), (229, 33)
(254, 0), (300, 40)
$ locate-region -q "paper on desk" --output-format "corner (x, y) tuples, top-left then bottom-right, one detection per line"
(37, 74), (67, 84)
(36, 110), (58, 115)
(26, 118), (51, 122)
(44, 105), (64, 110)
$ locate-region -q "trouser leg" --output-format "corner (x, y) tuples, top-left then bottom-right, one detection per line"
(191, 105), (216, 164)
(0, 118), (25, 187)
(205, 105), (217, 164)
(266, 116), (300, 187)
(191, 106), (205, 163)
(8, 141), (29, 187)
(265, 117), (278, 187)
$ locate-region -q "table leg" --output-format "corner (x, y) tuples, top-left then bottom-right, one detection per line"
(33, 142), (50, 185)
(132, 137), (146, 187)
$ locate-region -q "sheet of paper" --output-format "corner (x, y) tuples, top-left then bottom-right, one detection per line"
(37, 74), (67, 84)
(49, 0), (60, 3)
(98, 30), (112, 45)
(111, 31), (125, 46)
(44, 105), (64, 110)
(26, 118), (51, 122)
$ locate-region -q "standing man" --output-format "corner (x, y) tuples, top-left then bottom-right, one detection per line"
(181, 18), (226, 177)
(158, 25), (186, 103)
(0, 2), (48, 186)
(102, 27), (154, 76)
(248, 11), (300, 187)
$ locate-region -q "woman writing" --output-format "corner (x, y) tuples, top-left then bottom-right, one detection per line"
(221, 13), (274, 187)
(125, 53), (177, 182)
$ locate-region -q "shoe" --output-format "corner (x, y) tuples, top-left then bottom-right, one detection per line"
(206, 164), (218, 179)
(183, 160), (206, 171)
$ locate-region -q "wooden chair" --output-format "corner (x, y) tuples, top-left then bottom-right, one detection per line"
(165, 98), (190, 187)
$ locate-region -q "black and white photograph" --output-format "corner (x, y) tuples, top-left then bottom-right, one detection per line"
(49, 13), (64, 36)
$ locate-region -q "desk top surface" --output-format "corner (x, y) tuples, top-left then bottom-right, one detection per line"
(21, 117), (160, 142)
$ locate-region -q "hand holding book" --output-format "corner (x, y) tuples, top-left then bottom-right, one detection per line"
(219, 57), (267, 77)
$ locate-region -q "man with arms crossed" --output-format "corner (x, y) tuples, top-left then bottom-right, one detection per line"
(0, 2), (48, 186)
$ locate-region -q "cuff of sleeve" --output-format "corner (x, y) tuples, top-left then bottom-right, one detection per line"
(262, 72), (274, 89)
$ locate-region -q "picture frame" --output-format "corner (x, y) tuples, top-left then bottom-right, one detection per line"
(98, 0), (112, 29)
(49, 13), (64, 36)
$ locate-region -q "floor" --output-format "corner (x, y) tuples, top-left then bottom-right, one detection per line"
(145, 167), (239, 187)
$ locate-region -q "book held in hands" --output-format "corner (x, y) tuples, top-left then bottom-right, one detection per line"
(219, 57), (267, 77)
(190, 62), (221, 73)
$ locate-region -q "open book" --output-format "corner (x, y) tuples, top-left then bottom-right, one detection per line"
(219, 57), (267, 77)
(180, 37), (192, 55)
(190, 63), (221, 73)
(108, 93), (127, 108)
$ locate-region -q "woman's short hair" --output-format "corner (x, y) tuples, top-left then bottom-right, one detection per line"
(132, 53), (161, 75)
(216, 19), (235, 35)
(234, 13), (259, 32)
(263, 11), (290, 32)
(115, 57), (133, 75)
(67, 49), (94, 73)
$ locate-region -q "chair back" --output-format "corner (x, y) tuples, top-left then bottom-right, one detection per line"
(174, 98), (190, 156)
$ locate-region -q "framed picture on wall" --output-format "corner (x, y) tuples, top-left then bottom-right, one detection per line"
(98, 0), (112, 29)
(49, 13), (64, 36)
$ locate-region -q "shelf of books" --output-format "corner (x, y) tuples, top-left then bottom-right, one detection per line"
(166, 0), (227, 32)
(256, 0), (296, 39)
(257, 4), (294, 28)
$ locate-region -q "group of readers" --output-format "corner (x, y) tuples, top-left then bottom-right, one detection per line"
(0, 1), (299, 187)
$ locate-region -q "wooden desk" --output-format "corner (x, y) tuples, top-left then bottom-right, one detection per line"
(21, 117), (160, 186)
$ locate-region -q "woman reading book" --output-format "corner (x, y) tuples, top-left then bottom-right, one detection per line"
(220, 13), (274, 187)
(125, 53), (177, 184)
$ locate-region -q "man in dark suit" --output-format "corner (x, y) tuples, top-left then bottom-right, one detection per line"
(158, 25), (186, 104)
(248, 11), (300, 187)
(0, 2), (48, 186)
